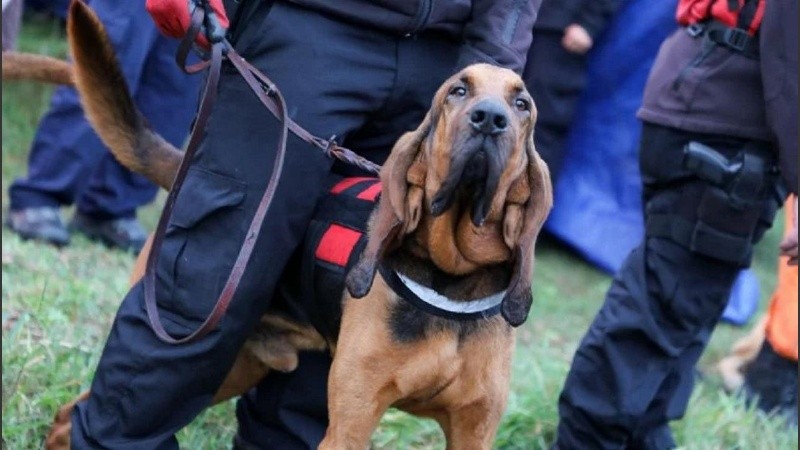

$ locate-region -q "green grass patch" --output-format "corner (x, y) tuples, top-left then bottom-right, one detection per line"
(2, 18), (796, 450)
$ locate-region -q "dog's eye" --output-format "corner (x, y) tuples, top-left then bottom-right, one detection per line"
(515, 98), (530, 112)
(449, 86), (467, 97)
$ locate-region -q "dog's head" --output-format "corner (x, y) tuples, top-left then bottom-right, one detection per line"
(348, 63), (552, 327)
(426, 64), (536, 226)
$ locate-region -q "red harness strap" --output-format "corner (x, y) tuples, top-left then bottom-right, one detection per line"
(315, 225), (363, 267)
(315, 178), (380, 267)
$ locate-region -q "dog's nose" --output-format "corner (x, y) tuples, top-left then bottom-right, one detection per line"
(469, 100), (508, 136)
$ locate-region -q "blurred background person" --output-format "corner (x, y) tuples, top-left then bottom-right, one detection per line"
(522, 0), (621, 185)
(5, 0), (201, 253)
(543, 0), (765, 328)
(553, 0), (797, 447)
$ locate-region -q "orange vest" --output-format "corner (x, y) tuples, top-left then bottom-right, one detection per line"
(765, 196), (798, 361)
(677, 0), (766, 35)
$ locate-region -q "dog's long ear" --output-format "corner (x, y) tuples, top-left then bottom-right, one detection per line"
(383, 112), (433, 222)
(345, 113), (433, 298)
(501, 136), (553, 327)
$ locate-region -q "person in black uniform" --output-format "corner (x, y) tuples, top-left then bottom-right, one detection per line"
(68, 1), (543, 448)
(6, 0), (201, 253)
(553, 0), (798, 448)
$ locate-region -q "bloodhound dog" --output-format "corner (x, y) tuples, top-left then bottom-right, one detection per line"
(40, 2), (552, 448)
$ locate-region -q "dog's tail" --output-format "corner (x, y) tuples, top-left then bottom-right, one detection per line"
(1, 51), (73, 85)
(66, 1), (181, 190)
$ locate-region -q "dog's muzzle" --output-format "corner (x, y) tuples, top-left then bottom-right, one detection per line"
(431, 100), (510, 226)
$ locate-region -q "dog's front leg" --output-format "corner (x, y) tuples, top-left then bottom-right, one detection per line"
(319, 356), (395, 450)
(319, 286), (401, 449)
(433, 398), (506, 450)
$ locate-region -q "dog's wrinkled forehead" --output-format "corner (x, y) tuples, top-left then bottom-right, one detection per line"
(436, 63), (533, 114)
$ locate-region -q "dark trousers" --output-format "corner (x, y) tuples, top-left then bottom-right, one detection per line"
(70, 1), (459, 448)
(9, 0), (201, 220)
(554, 124), (781, 449)
(523, 30), (590, 185)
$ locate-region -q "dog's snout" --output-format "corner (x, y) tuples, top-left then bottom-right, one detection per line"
(469, 100), (508, 136)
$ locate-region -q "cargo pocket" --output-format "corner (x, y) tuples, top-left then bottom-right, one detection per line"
(155, 167), (247, 331)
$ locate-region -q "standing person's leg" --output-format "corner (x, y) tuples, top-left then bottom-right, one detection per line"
(2, 0), (24, 51)
(232, 29), (462, 449)
(69, 2), (412, 448)
(235, 351), (333, 450)
(71, 0), (201, 252)
(553, 124), (782, 449)
(626, 331), (706, 449)
(6, 0), (160, 246)
(554, 240), (740, 449)
(6, 83), (109, 246)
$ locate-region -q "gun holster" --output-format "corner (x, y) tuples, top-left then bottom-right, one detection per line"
(647, 142), (784, 266)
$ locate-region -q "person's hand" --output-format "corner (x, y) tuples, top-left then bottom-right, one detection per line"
(146, 0), (228, 49)
(561, 24), (593, 54)
(779, 196), (798, 266)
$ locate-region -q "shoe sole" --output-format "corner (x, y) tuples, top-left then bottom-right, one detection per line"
(69, 223), (141, 255)
(4, 222), (70, 248)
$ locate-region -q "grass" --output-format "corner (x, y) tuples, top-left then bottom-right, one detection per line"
(2, 18), (797, 450)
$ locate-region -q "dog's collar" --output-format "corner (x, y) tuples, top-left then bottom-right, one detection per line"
(378, 263), (504, 321)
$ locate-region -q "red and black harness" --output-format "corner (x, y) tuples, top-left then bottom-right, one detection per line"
(297, 177), (504, 340)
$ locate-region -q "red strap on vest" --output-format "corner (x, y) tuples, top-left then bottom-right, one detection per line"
(330, 177), (375, 194)
(315, 178), (380, 266)
(356, 183), (382, 201)
(315, 224), (363, 267)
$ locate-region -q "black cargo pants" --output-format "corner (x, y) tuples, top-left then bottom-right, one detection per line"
(553, 123), (784, 449)
(70, 1), (459, 448)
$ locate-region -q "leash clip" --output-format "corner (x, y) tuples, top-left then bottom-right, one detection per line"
(316, 135), (340, 157)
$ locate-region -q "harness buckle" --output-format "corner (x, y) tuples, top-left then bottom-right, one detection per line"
(722, 27), (750, 52)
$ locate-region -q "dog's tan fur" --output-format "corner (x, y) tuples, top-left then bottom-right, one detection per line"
(1, 51), (73, 85)
(716, 316), (768, 392)
(68, 5), (182, 190)
(41, 2), (552, 448)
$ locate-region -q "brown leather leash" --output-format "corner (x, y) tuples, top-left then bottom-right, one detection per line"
(144, 8), (381, 344)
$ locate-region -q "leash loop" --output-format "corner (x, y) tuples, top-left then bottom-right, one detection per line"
(144, 39), (227, 344)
